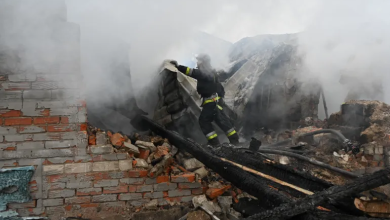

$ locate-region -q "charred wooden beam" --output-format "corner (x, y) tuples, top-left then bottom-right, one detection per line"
(247, 168), (390, 220)
(214, 146), (332, 193)
(137, 115), (384, 218)
(214, 145), (363, 216)
(291, 210), (389, 220)
(140, 116), (291, 209)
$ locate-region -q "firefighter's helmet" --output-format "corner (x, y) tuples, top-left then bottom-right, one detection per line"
(195, 53), (211, 63)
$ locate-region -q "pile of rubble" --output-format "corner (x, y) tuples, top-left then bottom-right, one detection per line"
(86, 125), (257, 219)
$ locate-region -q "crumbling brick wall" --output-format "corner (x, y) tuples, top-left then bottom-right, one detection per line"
(0, 2), (204, 219)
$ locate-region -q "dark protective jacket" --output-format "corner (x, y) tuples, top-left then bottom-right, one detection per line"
(177, 65), (225, 98)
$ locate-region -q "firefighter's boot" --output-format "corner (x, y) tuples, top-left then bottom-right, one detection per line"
(228, 133), (240, 146)
(208, 137), (221, 147)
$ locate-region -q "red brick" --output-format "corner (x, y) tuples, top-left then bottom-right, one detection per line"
(65, 205), (72, 211)
(40, 109), (50, 116)
(0, 118), (2, 125)
(80, 203), (99, 208)
(103, 186), (128, 194)
(163, 192), (169, 198)
(171, 173), (195, 183)
(33, 117), (60, 124)
(65, 196), (91, 204)
(192, 188), (203, 195)
(138, 148), (150, 160)
(128, 186), (137, 192)
(60, 117), (69, 124)
(156, 175), (170, 183)
(206, 185), (231, 199)
(80, 123), (87, 131)
(165, 197), (182, 203)
(139, 170), (148, 177)
(4, 147), (16, 151)
(128, 170), (148, 178)
(4, 118), (32, 126)
(47, 124), (74, 132)
(0, 110), (22, 117)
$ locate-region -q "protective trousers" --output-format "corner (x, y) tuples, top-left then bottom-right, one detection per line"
(199, 101), (239, 146)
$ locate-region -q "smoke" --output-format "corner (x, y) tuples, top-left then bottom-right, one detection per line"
(63, 0), (390, 119)
(2, 0), (388, 127)
(66, 0), (225, 94)
(64, 0), (315, 109)
(297, 0), (390, 115)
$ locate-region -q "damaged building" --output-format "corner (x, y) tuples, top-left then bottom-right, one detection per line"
(1, 1), (390, 220)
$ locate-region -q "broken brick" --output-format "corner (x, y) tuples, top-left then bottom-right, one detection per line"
(89, 135), (96, 145)
(138, 147), (150, 160)
(206, 185), (231, 200)
(154, 146), (169, 159)
(110, 133), (125, 147)
(156, 175), (170, 183)
(80, 123), (87, 131)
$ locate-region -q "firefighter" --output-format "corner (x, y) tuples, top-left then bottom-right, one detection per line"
(170, 54), (239, 146)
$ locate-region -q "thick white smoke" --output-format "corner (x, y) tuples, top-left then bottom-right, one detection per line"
(2, 0), (387, 126)
(65, 0), (312, 102)
(297, 0), (390, 115)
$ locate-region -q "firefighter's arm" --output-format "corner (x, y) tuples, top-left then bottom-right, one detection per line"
(176, 65), (214, 81)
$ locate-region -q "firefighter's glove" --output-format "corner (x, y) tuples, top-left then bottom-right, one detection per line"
(170, 60), (178, 67)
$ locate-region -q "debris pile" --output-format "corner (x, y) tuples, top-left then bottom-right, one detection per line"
(87, 126), (178, 178)
(85, 124), (251, 218)
(326, 101), (390, 174)
(79, 100), (390, 219)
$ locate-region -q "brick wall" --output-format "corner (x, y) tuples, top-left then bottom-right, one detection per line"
(36, 157), (202, 219)
(3, 146), (204, 219)
(0, 2), (204, 219)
